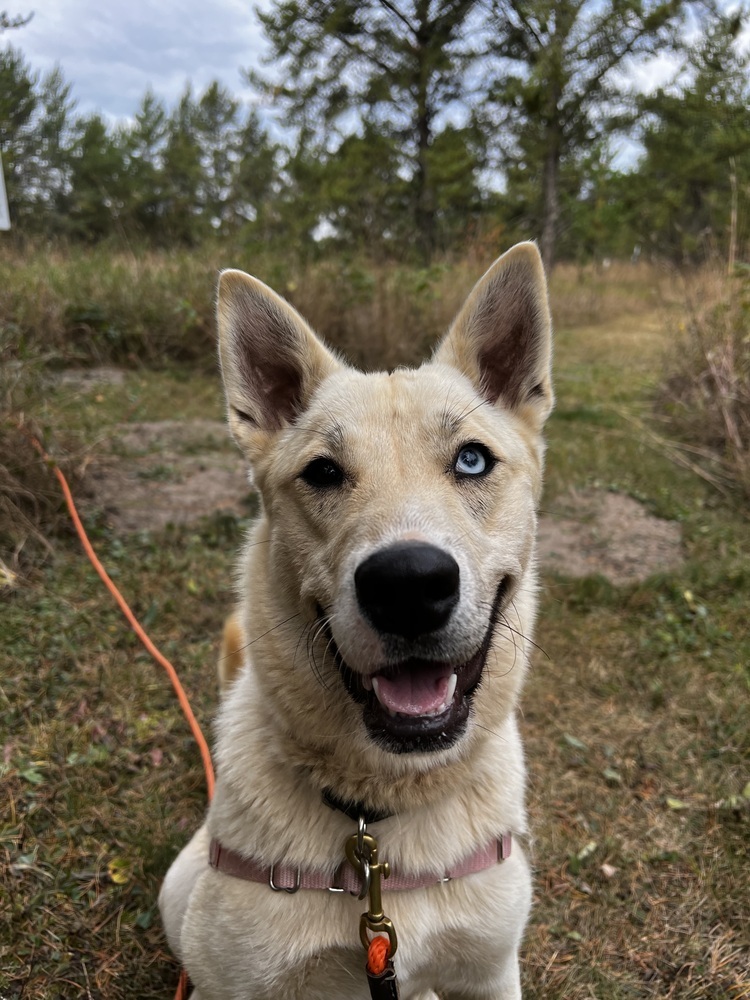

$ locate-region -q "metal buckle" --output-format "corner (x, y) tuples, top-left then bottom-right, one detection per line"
(269, 863), (300, 893)
(497, 834), (512, 862)
(345, 823), (398, 958)
(327, 864), (346, 893)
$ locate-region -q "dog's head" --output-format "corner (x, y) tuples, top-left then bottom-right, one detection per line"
(217, 244), (552, 773)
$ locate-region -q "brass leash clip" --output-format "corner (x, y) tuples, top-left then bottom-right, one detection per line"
(345, 817), (398, 959)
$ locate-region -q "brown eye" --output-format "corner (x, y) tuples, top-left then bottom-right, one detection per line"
(301, 457), (345, 488)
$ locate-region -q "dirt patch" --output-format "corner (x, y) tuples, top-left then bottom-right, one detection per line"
(57, 367), (126, 389)
(87, 420), (252, 532)
(537, 489), (683, 585)
(86, 423), (684, 583)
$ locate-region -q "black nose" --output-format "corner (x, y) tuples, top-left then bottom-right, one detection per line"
(355, 542), (460, 639)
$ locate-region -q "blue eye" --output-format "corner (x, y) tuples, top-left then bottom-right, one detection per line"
(454, 444), (493, 477)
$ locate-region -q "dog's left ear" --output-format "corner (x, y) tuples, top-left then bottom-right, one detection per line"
(435, 242), (553, 428)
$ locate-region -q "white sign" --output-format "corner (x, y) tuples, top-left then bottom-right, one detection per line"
(0, 152), (10, 230)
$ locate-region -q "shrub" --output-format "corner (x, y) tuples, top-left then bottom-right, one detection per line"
(659, 264), (750, 498)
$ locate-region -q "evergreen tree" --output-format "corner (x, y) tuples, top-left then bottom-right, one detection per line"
(489, 0), (703, 269)
(428, 121), (487, 250)
(629, 12), (750, 261)
(162, 87), (206, 244)
(34, 66), (76, 230)
(252, 0), (494, 261)
(67, 113), (127, 240)
(194, 81), (240, 230)
(121, 89), (167, 239)
(315, 123), (410, 252)
(231, 109), (279, 236)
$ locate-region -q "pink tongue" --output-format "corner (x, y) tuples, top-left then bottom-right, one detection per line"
(374, 662), (453, 716)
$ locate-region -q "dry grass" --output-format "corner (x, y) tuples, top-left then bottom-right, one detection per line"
(0, 337), (81, 572)
(658, 265), (750, 498)
(549, 259), (668, 331)
(1, 252), (748, 998)
(1, 243), (667, 371)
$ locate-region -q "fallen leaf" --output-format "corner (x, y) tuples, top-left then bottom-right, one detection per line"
(577, 840), (598, 861)
(107, 858), (131, 884)
(563, 733), (588, 751)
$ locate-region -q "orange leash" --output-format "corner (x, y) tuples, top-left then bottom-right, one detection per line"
(367, 937), (390, 976)
(25, 431), (215, 799)
(24, 429), (212, 998)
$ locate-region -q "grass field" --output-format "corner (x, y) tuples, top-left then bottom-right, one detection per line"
(1, 256), (748, 998)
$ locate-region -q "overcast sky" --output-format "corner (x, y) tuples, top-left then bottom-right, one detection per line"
(10, 0), (273, 122)
(9, 1), (746, 143)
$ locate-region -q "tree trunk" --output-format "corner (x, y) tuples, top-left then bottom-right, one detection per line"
(541, 128), (560, 273)
(414, 2), (435, 264)
(415, 101), (434, 264)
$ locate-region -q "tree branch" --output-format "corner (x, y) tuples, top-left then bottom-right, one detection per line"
(374, 0), (418, 38)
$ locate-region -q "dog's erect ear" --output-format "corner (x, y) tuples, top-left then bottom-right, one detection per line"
(435, 242), (553, 427)
(217, 269), (342, 451)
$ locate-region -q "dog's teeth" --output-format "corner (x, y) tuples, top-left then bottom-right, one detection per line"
(371, 676), (380, 699)
(446, 673), (458, 703)
(362, 675), (373, 691)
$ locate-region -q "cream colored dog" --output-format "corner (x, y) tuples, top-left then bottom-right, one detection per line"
(159, 242), (553, 999)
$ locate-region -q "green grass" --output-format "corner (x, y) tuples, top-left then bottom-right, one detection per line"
(1, 263), (748, 998)
(522, 306), (750, 998)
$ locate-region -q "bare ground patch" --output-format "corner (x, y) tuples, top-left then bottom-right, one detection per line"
(86, 422), (684, 583)
(87, 420), (252, 532)
(538, 489), (684, 584)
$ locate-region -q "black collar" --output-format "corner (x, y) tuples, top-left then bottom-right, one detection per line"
(322, 788), (393, 824)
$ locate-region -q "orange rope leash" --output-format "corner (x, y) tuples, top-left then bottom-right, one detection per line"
(24, 429), (212, 1000)
(367, 936), (391, 976)
(25, 431), (215, 801)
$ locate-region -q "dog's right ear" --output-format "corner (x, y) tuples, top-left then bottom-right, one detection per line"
(217, 269), (342, 456)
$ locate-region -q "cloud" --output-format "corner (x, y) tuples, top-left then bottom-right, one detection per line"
(14, 0), (272, 119)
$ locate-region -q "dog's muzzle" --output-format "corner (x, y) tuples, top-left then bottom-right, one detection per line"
(323, 544), (509, 754)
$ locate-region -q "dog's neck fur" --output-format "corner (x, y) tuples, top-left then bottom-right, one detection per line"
(208, 677), (529, 875)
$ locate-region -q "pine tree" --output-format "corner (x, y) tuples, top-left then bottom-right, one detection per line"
(34, 66), (76, 230)
(67, 113), (127, 240)
(194, 81), (240, 231)
(630, 12), (750, 261)
(231, 110), (279, 236)
(252, 0), (494, 261)
(161, 87), (206, 244)
(121, 89), (167, 239)
(490, 0), (703, 269)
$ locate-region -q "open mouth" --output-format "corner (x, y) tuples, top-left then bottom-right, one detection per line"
(322, 577), (509, 754)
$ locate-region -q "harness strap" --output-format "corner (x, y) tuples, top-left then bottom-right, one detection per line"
(208, 834), (511, 893)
